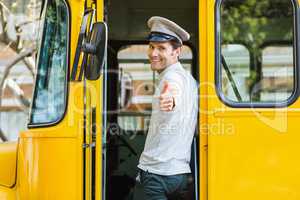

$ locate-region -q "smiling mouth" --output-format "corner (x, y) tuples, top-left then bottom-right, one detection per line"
(151, 60), (161, 63)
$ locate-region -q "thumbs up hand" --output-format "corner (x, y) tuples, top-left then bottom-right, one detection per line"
(159, 81), (175, 112)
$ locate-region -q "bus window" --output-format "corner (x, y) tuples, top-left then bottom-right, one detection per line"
(217, 0), (296, 105)
(29, 0), (69, 125)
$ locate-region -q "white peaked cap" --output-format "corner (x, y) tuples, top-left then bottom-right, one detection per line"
(147, 16), (190, 44)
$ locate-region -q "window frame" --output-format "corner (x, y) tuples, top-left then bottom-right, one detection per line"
(28, 0), (71, 128)
(215, 0), (300, 108)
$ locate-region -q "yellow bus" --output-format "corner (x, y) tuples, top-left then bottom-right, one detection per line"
(0, 0), (299, 199)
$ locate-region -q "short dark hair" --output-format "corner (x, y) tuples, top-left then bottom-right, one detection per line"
(170, 39), (182, 50)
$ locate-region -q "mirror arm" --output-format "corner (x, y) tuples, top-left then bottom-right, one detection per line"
(82, 43), (97, 54)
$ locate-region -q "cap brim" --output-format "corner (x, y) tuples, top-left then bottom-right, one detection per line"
(148, 35), (172, 42)
(148, 32), (181, 44)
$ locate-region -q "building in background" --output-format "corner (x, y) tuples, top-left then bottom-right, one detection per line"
(0, 0), (41, 141)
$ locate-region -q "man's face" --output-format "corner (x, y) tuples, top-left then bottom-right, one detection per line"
(147, 41), (180, 73)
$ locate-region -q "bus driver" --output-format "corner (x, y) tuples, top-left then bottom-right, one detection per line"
(134, 16), (198, 200)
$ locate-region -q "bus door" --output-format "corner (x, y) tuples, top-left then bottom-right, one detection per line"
(71, 1), (107, 199)
(104, 0), (199, 199)
(17, 0), (93, 199)
(206, 0), (300, 199)
(104, 42), (197, 200)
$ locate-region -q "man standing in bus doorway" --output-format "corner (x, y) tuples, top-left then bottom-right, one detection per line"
(134, 16), (198, 200)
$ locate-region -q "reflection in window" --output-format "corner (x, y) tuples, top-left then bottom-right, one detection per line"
(219, 0), (295, 103)
(30, 0), (68, 124)
(261, 46), (293, 101)
(222, 44), (250, 101)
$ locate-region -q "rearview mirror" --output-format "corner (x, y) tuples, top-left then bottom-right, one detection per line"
(82, 22), (107, 80)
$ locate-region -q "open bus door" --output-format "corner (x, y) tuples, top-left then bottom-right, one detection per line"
(70, 2), (107, 200)
(104, 0), (199, 199)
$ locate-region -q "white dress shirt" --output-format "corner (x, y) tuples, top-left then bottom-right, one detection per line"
(138, 62), (198, 175)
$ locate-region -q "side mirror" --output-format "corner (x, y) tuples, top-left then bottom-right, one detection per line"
(82, 22), (107, 80)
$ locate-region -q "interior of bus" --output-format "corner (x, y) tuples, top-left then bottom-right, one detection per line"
(104, 0), (199, 199)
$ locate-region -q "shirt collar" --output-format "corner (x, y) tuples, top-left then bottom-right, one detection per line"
(158, 62), (182, 80)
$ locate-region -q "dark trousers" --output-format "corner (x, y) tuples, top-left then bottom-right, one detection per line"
(133, 170), (188, 200)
